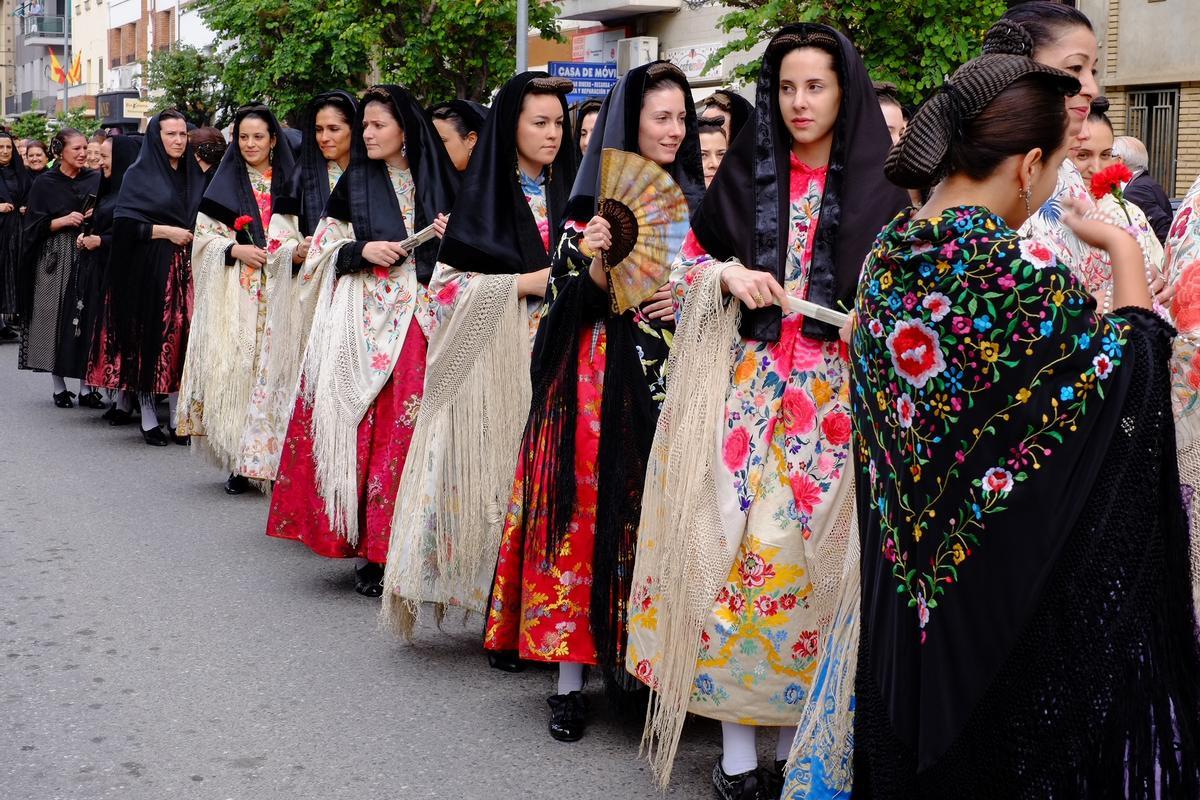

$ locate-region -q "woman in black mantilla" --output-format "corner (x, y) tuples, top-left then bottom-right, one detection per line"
(572, 97), (602, 164)
(484, 60), (704, 743)
(87, 110), (206, 446)
(265, 84), (457, 596)
(234, 90), (358, 485)
(18, 128), (101, 408)
(0, 131), (31, 340)
(852, 50), (1200, 797)
(176, 103), (297, 492)
(79, 134), (140, 424)
(381, 71), (578, 642)
(429, 99), (488, 174)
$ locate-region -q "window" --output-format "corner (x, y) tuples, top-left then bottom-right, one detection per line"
(1126, 86), (1179, 196)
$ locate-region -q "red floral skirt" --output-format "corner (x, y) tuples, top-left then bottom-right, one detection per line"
(266, 318), (427, 564)
(484, 326), (606, 664)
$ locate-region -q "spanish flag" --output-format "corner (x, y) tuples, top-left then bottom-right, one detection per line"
(67, 51), (81, 84)
(49, 48), (66, 84)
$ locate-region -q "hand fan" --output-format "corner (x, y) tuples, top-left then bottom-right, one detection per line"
(399, 222), (439, 252)
(598, 148), (690, 314)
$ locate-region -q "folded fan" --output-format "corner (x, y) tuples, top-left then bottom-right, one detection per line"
(598, 148), (690, 314)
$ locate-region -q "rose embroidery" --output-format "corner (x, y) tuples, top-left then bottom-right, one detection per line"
(896, 393), (916, 429)
(887, 318), (947, 389)
(982, 466), (1014, 496)
(1018, 238), (1055, 270)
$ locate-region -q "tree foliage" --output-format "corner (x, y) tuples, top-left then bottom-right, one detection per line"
(143, 44), (234, 126)
(370, 0), (561, 102)
(11, 114), (49, 143)
(10, 107), (100, 143)
(710, 0), (1008, 106)
(198, 0), (375, 124)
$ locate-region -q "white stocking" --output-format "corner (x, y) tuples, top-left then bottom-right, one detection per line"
(51, 374), (66, 394)
(776, 725), (797, 762)
(139, 394), (159, 431)
(721, 721), (758, 776)
(557, 662), (585, 695)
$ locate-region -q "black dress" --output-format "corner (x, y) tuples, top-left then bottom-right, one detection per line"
(0, 138), (31, 317)
(17, 166), (99, 374)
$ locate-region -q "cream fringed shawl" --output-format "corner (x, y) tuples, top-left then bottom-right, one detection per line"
(300, 216), (416, 544)
(380, 270), (532, 637)
(627, 261), (746, 784)
(177, 211), (274, 472)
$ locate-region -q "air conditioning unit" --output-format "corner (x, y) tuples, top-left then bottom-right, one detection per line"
(616, 36), (658, 76)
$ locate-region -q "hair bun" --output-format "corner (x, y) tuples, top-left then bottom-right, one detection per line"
(49, 133), (65, 157)
(1091, 96), (1110, 115)
(982, 19), (1034, 57)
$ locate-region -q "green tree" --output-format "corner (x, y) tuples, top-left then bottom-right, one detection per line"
(370, 0), (561, 102)
(198, 0), (374, 124)
(143, 44), (233, 126)
(710, 0), (1008, 105)
(57, 107), (102, 137)
(11, 113), (48, 143)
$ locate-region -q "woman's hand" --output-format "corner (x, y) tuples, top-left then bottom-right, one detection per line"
(839, 309), (857, 344)
(232, 244), (268, 269)
(293, 235), (313, 265)
(1063, 199), (1150, 310)
(642, 283), (674, 321)
(1147, 269), (1175, 307)
(362, 241), (409, 267)
(583, 215), (611, 255)
(719, 264), (787, 310)
(0, 202), (14, 213)
(154, 225), (193, 247)
(516, 267), (551, 299)
(432, 213), (449, 240)
(51, 211), (85, 231)
(77, 234), (102, 251)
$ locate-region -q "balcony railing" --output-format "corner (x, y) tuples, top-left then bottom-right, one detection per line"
(22, 15), (66, 41)
(557, 0), (680, 22)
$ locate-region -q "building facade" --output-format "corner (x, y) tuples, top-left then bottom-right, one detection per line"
(1080, 0), (1200, 198)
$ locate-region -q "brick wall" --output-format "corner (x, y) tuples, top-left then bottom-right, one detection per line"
(108, 27), (121, 68)
(120, 23), (135, 64)
(1178, 83), (1200, 195)
(153, 9), (173, 52)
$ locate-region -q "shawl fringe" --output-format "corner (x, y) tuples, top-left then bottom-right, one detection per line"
(381, 273), (531, 638)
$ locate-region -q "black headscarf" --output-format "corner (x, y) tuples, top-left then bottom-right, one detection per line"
(566, 60), (705, 223)
(325, 84), (458, 284)
(437, 72), (577, 275)
(702, 88), (754, 141)
(0, 131), (31, 207)
(90, 135), (140, 237)
(691, 24), (908, 342)
(199, 104), (297, 248)
(571, 98), (602, 164)
(429, 99), (489, 137)
(116, 112), (206, 229)
(274, 91), (358, 236)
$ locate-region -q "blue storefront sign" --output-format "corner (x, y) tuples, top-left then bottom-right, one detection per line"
(548, 61), (618, 106)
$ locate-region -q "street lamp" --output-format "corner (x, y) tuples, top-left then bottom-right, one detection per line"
(516, 0), (527, 72)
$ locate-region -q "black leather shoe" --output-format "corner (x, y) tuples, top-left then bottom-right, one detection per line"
(713, 759), (764, 800)
(107, 409), (135, 426)
(758, 760), (786, 800)
(53, 390), (75, 408)
(224, 474), (251, 495)
(77, 390), (105, 409)
(487, 650), (527, 673)
(547, 691), (588, 742)
(354, 562), (384, 597)
(169, 427), (190, 446)
(141, 426), (169, 446)
(0, 325), (18, 341)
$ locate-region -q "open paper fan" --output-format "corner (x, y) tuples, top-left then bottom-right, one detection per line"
(598, 148), (690, 314)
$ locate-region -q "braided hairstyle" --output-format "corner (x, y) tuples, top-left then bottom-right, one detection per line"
(49, 127), (84, 159)
(996, 2), (1093, 57)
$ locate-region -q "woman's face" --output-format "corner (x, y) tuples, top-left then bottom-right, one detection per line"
(778, 47), (842, 154)
(86, 141), (102, 169)
(362, 101), (406, 164)
(1071, 117), (1115, 183)
(578, 110), (598, 153)
(637, 84), (687, 167)
(314, 106), (352, 164)
(159, 118), (189, 161)
(238, 116), (274, 170)
(880, 102), (906, 147)
(515, 93), (564, 173)
(100, 137), (114, 178)
(16, 140), (27, 161)
(60, 135), (88, 170)
(699, 130), (727, 188)
(25, 145), (46, 170)
(1032, 25), (1099, 152)
(703, 104), (731, 139)
(0, 138), (12, 166)
(433, 117), (475, 172)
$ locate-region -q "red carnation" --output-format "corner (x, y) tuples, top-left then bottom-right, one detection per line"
(1088, 163), (1132, 201)
(233, 214), (254, 232)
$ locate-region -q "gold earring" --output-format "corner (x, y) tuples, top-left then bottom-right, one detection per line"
(1020, 187), (1032, 217)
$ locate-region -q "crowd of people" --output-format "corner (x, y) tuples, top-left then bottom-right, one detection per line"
(4, 2), (1200, 798)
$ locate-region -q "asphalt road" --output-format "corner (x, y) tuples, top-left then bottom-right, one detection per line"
(0, 342), (732, 800)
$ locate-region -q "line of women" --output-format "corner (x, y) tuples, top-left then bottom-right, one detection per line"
(10, 3), (1200, 797)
